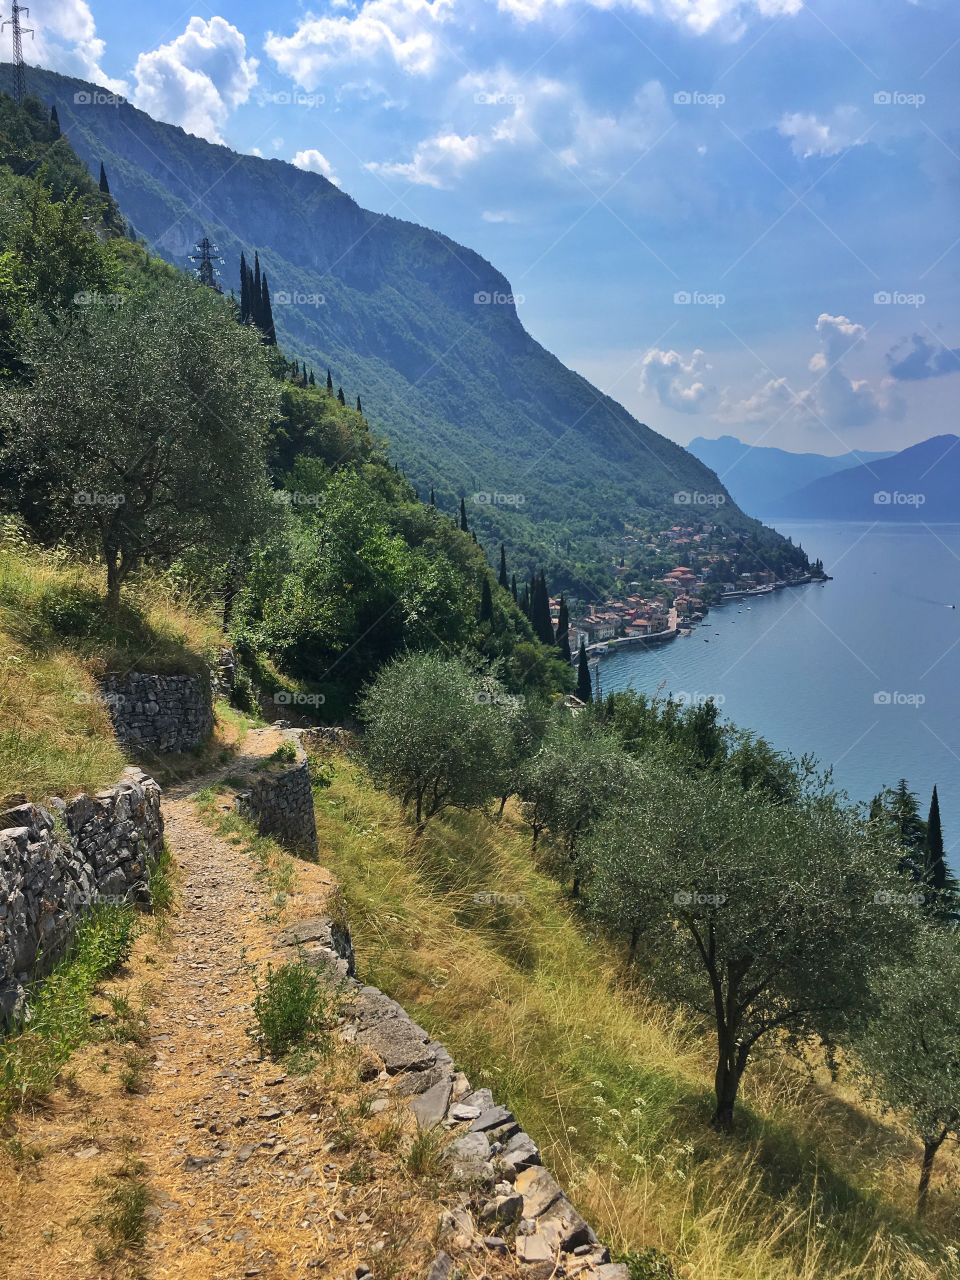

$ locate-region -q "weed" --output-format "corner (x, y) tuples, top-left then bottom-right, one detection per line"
(147, 843), (175, 925)
(119, 1047), (150, 1094)
(406, 1126), (445, 1179)
(94, 1160), (149, 1252)
(248, 960), (332, 1059)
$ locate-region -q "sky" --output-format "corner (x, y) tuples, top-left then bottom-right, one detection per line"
(18, 0), (960, 455)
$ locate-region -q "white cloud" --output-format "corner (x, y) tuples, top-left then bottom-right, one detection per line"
(481, 209), (518, 222)
(132, 17), (258, 144)
(31, 0), (127, 94)
(366, 130), (483, 186)
(497, 0), (802, 37)
(640, 347), (717, 414)
(265, 0), (453, 87)
(292, 148), (341, 185)
(778, 107), (867, 159)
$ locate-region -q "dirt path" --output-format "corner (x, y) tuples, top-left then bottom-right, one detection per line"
(1, 730), (476, 1280)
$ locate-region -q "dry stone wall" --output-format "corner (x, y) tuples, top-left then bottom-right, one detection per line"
(277, 906), (630, 1280)
(100, 671), (213, 754)
(0, 768), (163, 1022)
(233, 738), (318, 856)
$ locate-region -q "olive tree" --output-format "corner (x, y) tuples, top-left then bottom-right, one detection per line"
(517, 714), (640, 895)
(585, 757), (918, 1131)
(358, 651), (512, 825)
(3, 276), (278, 606)
(856, 927), (960, 1216)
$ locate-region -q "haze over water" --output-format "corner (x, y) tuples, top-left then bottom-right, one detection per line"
(600, 522), (960, 867)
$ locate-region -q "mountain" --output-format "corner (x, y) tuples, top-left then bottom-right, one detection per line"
(774, 436), (960, 521)
(687, 435), (894, 516)
(6, 65), (808, 589)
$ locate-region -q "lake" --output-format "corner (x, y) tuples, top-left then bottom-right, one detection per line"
(599, 522), (960, 865)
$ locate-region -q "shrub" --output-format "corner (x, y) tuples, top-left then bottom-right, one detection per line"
(248, 960), (333, 1058)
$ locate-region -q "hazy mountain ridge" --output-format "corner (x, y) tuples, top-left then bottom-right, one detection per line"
(11, 66), (806, 586)
(688, 435), (895, 516)
(770, 436), (959, 521)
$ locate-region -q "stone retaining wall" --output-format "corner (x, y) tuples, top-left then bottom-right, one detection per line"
(278, 909), (630, 1280)
(100, 671), (213, 754)
(233, 739), (318, 856)
(0, 768), (164, 1022)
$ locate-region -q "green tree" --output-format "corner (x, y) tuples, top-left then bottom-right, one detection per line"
(459, 496), (468, 532)
(98, 161), (110, 195)
(260, 271), (276, 344)
(586, 761), (915, 1131)
(3, 276), (278, 607)
(923, 786), (948, 892)
(358, 651), (512, 825)
(576, 639), (593, 703)
(857, 927), (960, 1215)
(498, 543), (508, 589)
(479, 574), (494, 626)
(337, 386), (346, 405)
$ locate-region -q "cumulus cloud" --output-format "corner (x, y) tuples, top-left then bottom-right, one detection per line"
(778, 107), (868, 159)
(132, 17), (258, 144)
(886, 333), (960, 381)
(265, 0), (453, 87)
(366, 130), (483, 186)
(481, 209), (518, 222)
(640, 347), (717, 414)
(31, 0), (126, 94)
(292, 148), (341, 184)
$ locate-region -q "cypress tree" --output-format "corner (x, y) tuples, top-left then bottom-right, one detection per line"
(532, 570), (554, 645)
(557, 594), (571, 661)
(308, 370), (315, 386)
(520, 584), (530, 615)
(98, 161), (110, 195)
(479, 576), (494, 625)
(576, 639), (593, 703)
(510, 573), (517, 602)
(924, 787), (948, 893)
(498, 544), (508, 589)
(253, 252), (262, 327)
(337, 386), (346, 405)
(260, 272), (276, 344)
(239, 252), (250, 323)
(50, 105), (61, 136)
(356, 395), (362, 414)
(459, 497), (468, 532)
(429, 487), (435, 506)
(326, 369), (333, 393)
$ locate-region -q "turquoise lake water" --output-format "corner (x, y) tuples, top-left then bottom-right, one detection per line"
(599, 522), (960, 866)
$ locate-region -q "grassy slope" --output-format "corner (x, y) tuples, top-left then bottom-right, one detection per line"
(313, 750), (958, 1280)
(0, 533), (224, 801)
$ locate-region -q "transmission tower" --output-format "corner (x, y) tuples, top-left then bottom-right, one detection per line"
(188, 236), (224, 293)
(2, 2), (33, 106)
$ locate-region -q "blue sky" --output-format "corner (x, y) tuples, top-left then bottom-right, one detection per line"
(23, 0), (960, 454)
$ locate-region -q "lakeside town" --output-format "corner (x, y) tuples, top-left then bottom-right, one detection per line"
(553, 519), (827, 659)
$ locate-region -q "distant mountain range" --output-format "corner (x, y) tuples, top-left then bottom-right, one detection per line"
(688, 436), (894, 516)
(772, 435), (960, 522)
(9, 65), (806, 588)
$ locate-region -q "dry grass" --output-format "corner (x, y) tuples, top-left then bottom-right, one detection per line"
(0, 532), (224, 802)
(314, 754), (960, 1280)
